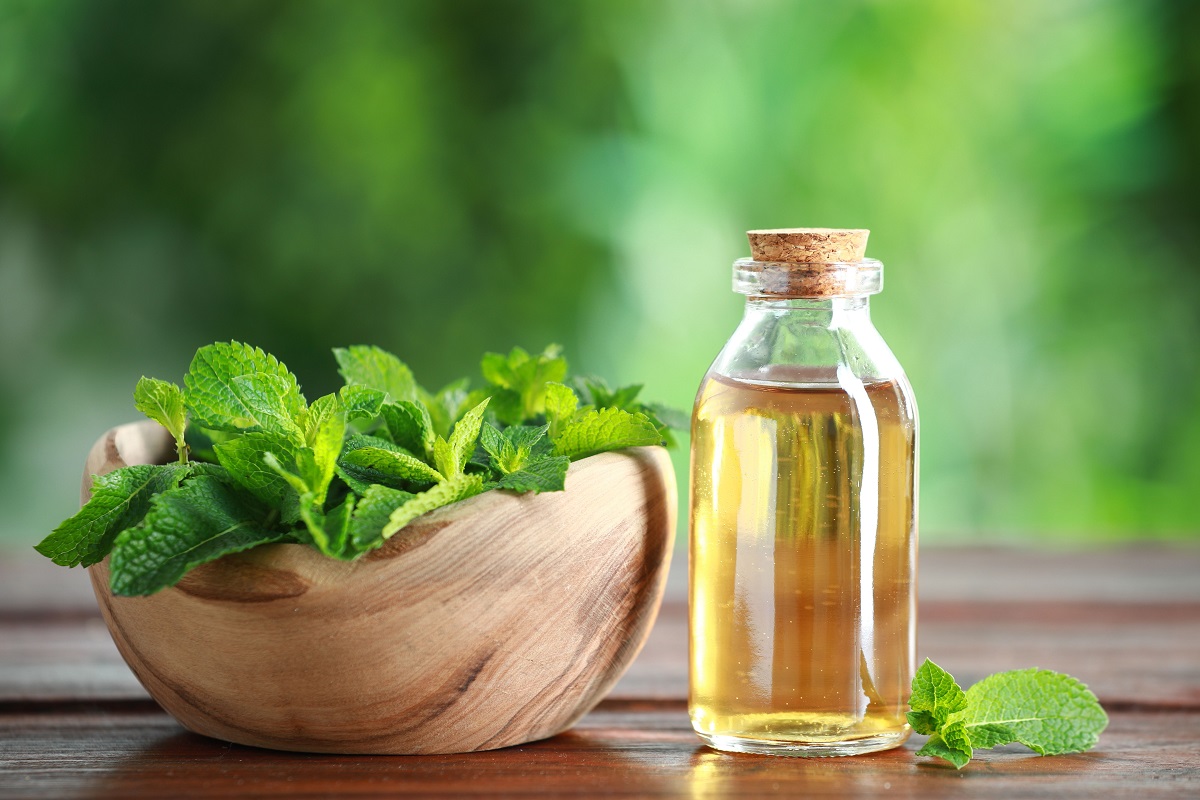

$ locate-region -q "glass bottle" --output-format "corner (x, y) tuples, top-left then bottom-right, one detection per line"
(689, 228), (918, 757)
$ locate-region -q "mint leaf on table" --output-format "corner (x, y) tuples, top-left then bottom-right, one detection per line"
(552, 407), (662, 460)
(108, 475), (288, 596)
(918, 731), (973, 770)
(334, 345), (418, 404)
(908, 658), (968, 735)
(134, 377), (188, 462)
(910, 659), (1107, 769)
(183, 342), (306, 435)
(952, 668), (1109, 753)
(35, 464), (190, 568)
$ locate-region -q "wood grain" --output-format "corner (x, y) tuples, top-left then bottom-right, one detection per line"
(79, 422), (677, 755)
(1, 706), (1197, 799)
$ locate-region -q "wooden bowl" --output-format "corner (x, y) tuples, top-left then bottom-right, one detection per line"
(83, 421), (676, 755)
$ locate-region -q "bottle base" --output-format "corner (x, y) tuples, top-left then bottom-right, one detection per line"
(695, 729), (909, 758)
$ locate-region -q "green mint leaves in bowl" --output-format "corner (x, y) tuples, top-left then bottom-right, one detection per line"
(36, 341), (684, 596)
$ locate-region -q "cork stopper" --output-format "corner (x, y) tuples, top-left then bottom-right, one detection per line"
(735, 227), (880, 298)
(746, 228), (869, 263)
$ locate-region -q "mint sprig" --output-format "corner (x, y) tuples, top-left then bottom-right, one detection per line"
(38, 341), (685, 595)
(910, 659), (1108, 769)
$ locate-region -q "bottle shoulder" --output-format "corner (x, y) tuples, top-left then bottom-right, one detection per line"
(707, 310), (912, 388)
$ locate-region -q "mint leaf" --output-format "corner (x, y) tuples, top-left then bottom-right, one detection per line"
(260, 447), (339, 548)
(479, 423), (514, 470)
(335, 464), (374, 495)
(917, 733), (972, 769)
(298, 393), (346, 502)
(445, 397), (490, 477)
(183, 342), (305, 436)
(296, 494), (356, 559)
(229, 373), (304, 439)
(572, 376), (686, 447)
(908, 658), (968, 735)
(334, 345), (417, 404)
(574, 376), (643, 411)
(189, 462), (232, 481)
(479, 423), (552, 474)
(213, 433), (301, 519)
(221, 397), (342, 530)
(432, 437), (456, 481)
(910, 660), (1108, 769)
(484, 388), (525, 427)
(134, 377), (188, 461)
(339, 439), (443, 488)
(552, 407), (662, 460)
(644, 402), (689, 431)
(495, 455), (569, 493)
(35, 465), (189, 568)
(339, 385), (386, 422)
(348, 484), (415, 549)
(418, 378), (470, 439)
(262, 451), (312, 496)
(543, 382), (578, 440)
(381, 473), (484, 539)
(572, 375), (621, 408)
(109, 476), (286, 596)
(380, 400), (435, 460)
(481, 345), (567, 423)
(950, 668), (1108, 756)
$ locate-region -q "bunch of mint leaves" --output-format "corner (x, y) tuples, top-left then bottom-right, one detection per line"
(36, 341), (683, 596)
(908, 659), (1108, 768)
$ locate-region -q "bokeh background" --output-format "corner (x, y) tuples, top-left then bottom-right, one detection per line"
(1, 0), (1197, 551)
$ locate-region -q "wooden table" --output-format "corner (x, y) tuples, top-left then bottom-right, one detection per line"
(2, 547), (1198, 798)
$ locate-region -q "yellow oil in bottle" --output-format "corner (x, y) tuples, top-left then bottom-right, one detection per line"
(689, 367), (917, 755)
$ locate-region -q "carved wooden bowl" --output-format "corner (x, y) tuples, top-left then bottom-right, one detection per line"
(83, 421), (676, 755)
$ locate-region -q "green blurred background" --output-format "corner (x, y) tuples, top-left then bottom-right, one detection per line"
(1, 0), (1197, 550)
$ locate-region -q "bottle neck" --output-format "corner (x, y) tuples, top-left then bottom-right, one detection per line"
(743, 295), (872, 328)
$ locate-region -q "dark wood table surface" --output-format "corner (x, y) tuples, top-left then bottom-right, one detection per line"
(2, 546), (1198, 798)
